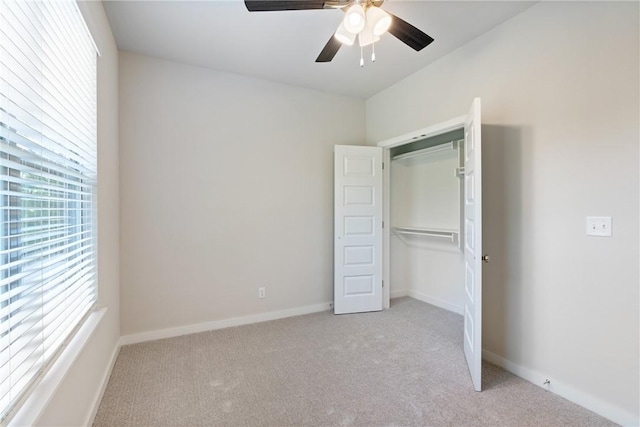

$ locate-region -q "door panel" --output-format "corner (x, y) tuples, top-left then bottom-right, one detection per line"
(344, 186), (374, 205)
(334, 145), (383, 314)
(343, 275), (375, 295)
(463, 98), (483, 391)
(344, 246), (374, 266)
(344, 216), (375, 235)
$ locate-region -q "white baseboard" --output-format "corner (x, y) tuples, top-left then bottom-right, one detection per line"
(482, 349), (639, 426)
(120, 302), (333, 345)
(408, 290), (464, 315)
(84, 338), (121, 426)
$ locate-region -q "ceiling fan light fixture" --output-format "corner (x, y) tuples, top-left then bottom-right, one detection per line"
(358, 25), (379, 47)
(334, 21), (356, 45)
(366, 6), (392, 36)
(343, 3), (366, 34)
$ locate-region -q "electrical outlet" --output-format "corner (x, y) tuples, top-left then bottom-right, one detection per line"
(586, 216), (612, 237)
(258, 287), (266, 299)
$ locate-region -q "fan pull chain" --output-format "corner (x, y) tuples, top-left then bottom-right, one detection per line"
(371, 42), (376, 62)
(360, 46), (364, 67)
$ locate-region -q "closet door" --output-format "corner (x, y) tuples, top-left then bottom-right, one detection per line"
(334, 145), (383, 314)
(463, 98), (483, 391)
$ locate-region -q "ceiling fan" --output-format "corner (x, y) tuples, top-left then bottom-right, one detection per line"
(244, 0), (434, 64)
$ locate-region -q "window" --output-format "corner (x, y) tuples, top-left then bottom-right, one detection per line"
(0, 0), (97, 421)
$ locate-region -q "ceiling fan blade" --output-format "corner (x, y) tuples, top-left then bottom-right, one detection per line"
(245, 1), (327, 12)
(387, 14), (434, 51)
(315, 35), (342, 62)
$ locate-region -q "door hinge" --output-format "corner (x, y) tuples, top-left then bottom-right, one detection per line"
(382, 280), (384, 288)
(382, 162), (384, 170)
(382, 221), (384, 229)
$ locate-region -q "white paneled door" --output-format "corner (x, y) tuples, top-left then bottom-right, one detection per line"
(334, 145), (383, 314)
(463, 98), (483, 391)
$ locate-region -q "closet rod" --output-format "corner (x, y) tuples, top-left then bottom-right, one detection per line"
(392, 226), (458, 243)
(392, 141), (454, 161)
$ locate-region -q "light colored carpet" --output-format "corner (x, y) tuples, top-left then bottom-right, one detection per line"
(93, 298), (615, 426)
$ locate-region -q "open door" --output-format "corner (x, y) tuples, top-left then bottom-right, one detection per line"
(463, 98), (483, 391)
(334, 145), (383, 314)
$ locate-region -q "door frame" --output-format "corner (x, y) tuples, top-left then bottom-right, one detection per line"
(375, 115), (467, 309)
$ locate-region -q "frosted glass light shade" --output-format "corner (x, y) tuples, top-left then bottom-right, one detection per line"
(343, 4), (366, 34)
(366, 6), (392, 36)
(334, 21), (356, 45)
(358, 25), (379, 47)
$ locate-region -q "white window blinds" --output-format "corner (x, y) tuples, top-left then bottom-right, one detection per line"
(0, 0), (97, 421)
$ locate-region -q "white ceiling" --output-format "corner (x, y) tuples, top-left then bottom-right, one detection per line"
(103, 0), (536, 98)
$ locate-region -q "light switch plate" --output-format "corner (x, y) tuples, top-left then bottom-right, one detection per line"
(586, 216), (612, 237)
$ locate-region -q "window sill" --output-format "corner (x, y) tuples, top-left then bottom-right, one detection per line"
(8, 308), (107, 427)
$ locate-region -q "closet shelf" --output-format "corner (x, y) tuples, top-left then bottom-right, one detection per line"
(391, 141), (455, 161)
(391, 226), (459, 243)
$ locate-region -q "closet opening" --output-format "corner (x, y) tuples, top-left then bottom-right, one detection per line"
(387, 128), (466, 315)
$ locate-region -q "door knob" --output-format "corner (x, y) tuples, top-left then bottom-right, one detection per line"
(482, 254), (490, 263)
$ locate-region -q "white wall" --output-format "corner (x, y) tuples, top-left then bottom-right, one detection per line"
(119, 52), (365, 336)
(367, 2), (639, 424)
(35, 1), (120, 426)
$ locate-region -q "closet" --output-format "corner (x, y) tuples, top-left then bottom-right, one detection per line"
(334, 98), (483, 391)
(389, 130), (465, 315)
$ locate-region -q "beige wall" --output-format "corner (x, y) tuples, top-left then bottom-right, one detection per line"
(35, 1), (121, 425)
(367, 1), (639, 424)
(119, 52), (365, 336)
